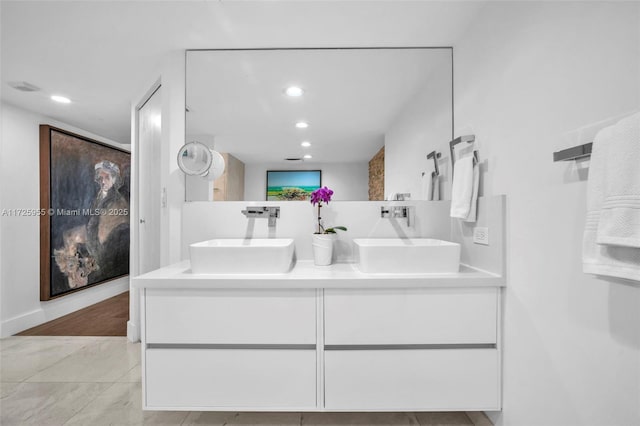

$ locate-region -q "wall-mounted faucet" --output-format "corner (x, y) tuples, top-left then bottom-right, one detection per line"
(241, 206), (280, 227)
(381, 205), (412, 227)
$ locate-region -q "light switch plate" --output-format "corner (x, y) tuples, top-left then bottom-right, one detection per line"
(473, 227), (489, 245)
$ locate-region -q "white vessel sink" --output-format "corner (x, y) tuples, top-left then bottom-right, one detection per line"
(190, 238), (295, 274)
(353, 238), (461, 274)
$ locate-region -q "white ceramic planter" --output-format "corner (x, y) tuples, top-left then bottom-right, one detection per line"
(312, 233), (337, 266)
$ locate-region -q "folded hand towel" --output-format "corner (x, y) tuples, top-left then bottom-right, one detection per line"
(430, 173), (440, 201)
(597, 112), (640, 248)
(583, 121), (640, 281)
(450, 155), (477, 221)
(464, 160), (479, 223)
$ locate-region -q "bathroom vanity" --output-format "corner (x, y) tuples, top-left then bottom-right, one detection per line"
(133, 261), (504, 412)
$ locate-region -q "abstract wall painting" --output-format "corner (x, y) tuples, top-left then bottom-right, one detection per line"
(40, 125), (131, 300)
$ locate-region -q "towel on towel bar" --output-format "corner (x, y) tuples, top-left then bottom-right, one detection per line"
(429, 173), (440, 201)
(583, 118), (640, 282)
(597, 112), (640, 248)
(450, 155), (478, 222)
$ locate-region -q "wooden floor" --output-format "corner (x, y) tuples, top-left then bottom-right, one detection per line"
(17, 291), (129, 336)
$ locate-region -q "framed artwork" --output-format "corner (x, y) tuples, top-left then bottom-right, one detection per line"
(39, 125), (131, 300)
(266, 170), (321, 201)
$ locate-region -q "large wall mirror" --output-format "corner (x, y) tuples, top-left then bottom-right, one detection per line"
(185, 48), (453, 202)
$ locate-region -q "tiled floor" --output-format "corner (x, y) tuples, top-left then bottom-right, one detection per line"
(0, 337), (477, 425)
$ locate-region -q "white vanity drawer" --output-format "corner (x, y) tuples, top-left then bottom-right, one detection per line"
(145, 348), (317, 409)
(324, 348), (500, 410)
(145, 289), (316, 344)
(324, 287), (498, 345)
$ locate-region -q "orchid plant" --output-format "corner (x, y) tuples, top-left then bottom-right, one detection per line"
(310, 186), (347, 234)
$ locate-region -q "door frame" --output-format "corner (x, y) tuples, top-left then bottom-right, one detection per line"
(128, 79), (161, 342)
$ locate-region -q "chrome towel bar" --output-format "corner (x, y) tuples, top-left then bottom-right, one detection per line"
(552, 142), (592, 162)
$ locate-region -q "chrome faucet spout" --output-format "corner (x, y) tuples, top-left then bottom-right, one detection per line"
(381, 205), (412, 227)
(242, 206), (280, 227)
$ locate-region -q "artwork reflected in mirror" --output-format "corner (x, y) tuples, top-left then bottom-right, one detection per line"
(185, 48), (453, 202)
(266, 170), (321, 201)
(40, 126), (130, 300)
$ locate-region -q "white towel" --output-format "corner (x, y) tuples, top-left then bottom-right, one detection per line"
(425, 173), (440, 201)
(450, 155), (478, 221)
(583, 121), (640, 281)
(431, 173), (441, 201)
(597, 112), (640, 248)
(464, 161), (479, 223)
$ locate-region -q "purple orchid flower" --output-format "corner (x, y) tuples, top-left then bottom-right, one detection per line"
(310, 186), (346, 234)
(310, 186), (333, 206)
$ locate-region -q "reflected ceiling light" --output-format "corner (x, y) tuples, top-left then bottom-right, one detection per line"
(301, 141), (311, 148)
(285, 86), (304, 97)
(295, 121), (308, 129)
(51, 95), (71, 104)
(303, 154), (312, 159)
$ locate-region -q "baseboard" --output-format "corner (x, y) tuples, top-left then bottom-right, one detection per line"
(127, 320), (140, 343)
(466, 411), (494, 426)
(1, 278), (129, 337)
(1, 308), (45, 337)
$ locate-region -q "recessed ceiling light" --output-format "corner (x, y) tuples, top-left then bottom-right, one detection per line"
(285, 86), (304, 97)
(303, 154), (312, 159)
(295, 121), (308, 129)
(301, 141), (311, 148)
(51, 95), (71, 104)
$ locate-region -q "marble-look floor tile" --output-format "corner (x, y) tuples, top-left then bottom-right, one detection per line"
(116, 363), (142, 383)
(180, 411), (236, 425)
(63, 382), (188, 426)
(301, 412), (419, 425)
(465, 412), (493, 426)
(0, 381), (110, 426)
(183, 411), (302, 425)
(415, 412), (473, 426)
(0, 337), (91, 382)
(26, 338), (140, 383)
(0, 382), (20, 398)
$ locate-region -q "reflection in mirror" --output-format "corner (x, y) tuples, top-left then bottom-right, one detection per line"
(185, 48), (452, 201)
(177, 142), (213, 176)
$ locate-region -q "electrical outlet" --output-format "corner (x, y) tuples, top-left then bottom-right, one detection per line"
(473, 227), (489, 245)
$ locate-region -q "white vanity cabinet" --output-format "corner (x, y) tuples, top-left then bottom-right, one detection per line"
(142, 288), (318, 410)
(135, 262), (503, 412)
(323, 288), (501, 411)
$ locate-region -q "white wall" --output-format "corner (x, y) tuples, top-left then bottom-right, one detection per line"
(385, 49), (452, 200)
(451, 3), (640, 425)
(244, 162), (368, 201)
(182, 200), (451, 263)
(0, 102), (130, 337)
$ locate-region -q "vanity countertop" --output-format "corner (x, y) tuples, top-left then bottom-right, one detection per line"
(132, 260), (505, 289)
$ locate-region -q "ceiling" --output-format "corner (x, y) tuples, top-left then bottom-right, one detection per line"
(187, 48), (450, 164)
(1, 1), (483, 145)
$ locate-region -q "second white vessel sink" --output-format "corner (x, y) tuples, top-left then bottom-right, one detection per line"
(190, 238), (295, 274)
(353, 238), (461, 274)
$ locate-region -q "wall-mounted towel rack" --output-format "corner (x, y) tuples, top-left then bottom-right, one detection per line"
(450, 135), (478, 178)
(552, 142), (592, 162)
(426, 150), (441, 177)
